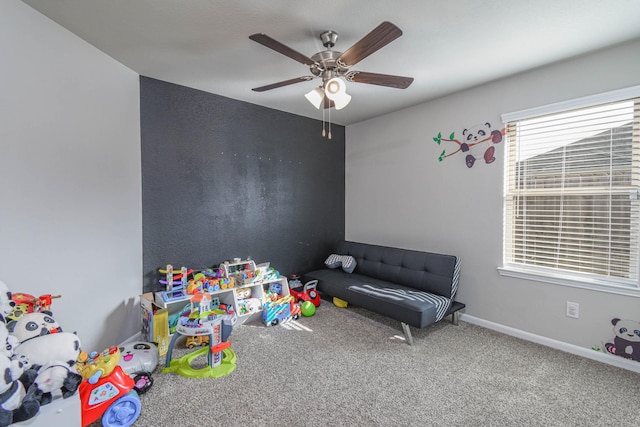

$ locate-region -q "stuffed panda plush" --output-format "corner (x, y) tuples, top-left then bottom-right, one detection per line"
(0, 322), (28, 381)
(0, 323), (39, 426)
(7, 312), (82, 405)
(0, 281), (15, 324)
(8, 312), (63, 342)
(0, 353), (41, 426)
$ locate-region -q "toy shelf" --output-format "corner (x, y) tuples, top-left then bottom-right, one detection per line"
(153, 262), (291, 327)
(234, 277), (291, 321)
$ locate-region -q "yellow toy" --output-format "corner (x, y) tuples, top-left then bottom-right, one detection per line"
(333, 297), (348, 308)
(77, 346), (121, 383)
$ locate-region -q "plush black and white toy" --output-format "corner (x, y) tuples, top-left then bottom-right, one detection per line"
(0, 281), (15, 324)
(0, 322), (40, 426)
(0, 353), (41, 426)
(8, 312), (83, 405)
(0, 322), (27, 381)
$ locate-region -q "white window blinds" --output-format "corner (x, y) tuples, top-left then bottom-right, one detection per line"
(503, 91), (640, 289)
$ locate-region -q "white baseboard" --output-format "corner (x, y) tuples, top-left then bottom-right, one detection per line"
(460, 314), (640, 373)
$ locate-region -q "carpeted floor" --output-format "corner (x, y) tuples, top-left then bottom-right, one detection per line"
(131, 302), (639, 427)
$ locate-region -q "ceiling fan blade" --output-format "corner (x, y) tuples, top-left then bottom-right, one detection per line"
(249, 33), (316, 67)
(252, 76), (315, 92)
(345, 71), (413, 89)
(337, 21), (403, 68)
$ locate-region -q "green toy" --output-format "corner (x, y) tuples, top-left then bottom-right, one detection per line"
(162, 346), (236, 379)
(301, 301), (316, 317)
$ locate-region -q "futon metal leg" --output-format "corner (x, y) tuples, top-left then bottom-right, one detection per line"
(401, 322), (414, 345)
(451, 311), (460, 326)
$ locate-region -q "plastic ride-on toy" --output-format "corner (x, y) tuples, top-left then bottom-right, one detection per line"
(289, 277), (321, 307)
(78, 346), (141, 427)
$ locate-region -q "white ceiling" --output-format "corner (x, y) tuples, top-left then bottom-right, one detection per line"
(21, 0), (640, 125)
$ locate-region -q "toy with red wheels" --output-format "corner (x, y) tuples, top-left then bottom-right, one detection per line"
(289, 277), (321, 307)
(77, 346), (141, 427)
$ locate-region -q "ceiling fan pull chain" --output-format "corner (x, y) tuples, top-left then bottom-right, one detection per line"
(322, 103), (326, 137)
(328, 107), (332, 140)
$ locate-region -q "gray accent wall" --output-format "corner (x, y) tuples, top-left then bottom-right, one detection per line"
(140, 77), (345, 293)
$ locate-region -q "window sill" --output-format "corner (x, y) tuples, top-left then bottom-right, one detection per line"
(497, 265), (640, 297)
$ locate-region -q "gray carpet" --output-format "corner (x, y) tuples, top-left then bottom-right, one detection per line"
(131, 302), (639, 427)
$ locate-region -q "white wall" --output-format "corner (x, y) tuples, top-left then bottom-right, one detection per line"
(346, 38), (640, 351)
(0, 0), (141, 351)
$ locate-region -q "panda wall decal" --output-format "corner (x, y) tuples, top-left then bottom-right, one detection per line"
(604, 317), (640, 362)
(433, 122), (505, 168)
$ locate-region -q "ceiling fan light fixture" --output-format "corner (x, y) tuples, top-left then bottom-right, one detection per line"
(305, 87), (325, 109)
(333, 92), (351, 110)
(324, 77), (346, 100)
(324, 77), (351, 110)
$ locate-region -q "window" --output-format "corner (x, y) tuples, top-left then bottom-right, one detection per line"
(500, 86), (640, 295)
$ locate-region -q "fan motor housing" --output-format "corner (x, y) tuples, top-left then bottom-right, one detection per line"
(310, 50), (347, 76)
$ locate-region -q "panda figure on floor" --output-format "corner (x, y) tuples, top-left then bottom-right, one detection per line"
(7, 312), (83, 406)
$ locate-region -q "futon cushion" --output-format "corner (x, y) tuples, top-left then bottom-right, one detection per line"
(324, 254), (357, 273)
(304, 268), (447, 328)
(347, 283), (451, 322)
(335, 241), (460, 299)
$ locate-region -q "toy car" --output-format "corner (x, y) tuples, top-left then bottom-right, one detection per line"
(185, 335), (210, 348)
(262, 295), (300, 326)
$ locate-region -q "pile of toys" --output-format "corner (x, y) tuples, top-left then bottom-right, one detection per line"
(158, 259), (282, 303)
(159, 260), (320, 332)
(0, 279), (159, 427)
(159, 265), (237, 303)
(261, 277), (321, 326)
(158, 262), (258, 303)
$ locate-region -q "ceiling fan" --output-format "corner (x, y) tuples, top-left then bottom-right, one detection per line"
(249, 21), (414, 111)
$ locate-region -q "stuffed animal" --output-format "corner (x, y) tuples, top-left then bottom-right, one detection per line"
(8, 312), (82, 405)
(0, 353), (41, 426)
(30, 361), (82, 403)
(605, 318), (640, 362)
(0, 281), (15, 324)
(0, 323), (27, 379)
(0, 322), (39, 426)
(8, 312), (63, 342)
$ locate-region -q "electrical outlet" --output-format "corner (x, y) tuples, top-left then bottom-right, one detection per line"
(566, 301), (580, 319)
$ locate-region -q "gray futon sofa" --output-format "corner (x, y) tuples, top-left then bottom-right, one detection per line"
(304, 241), (465, 345)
